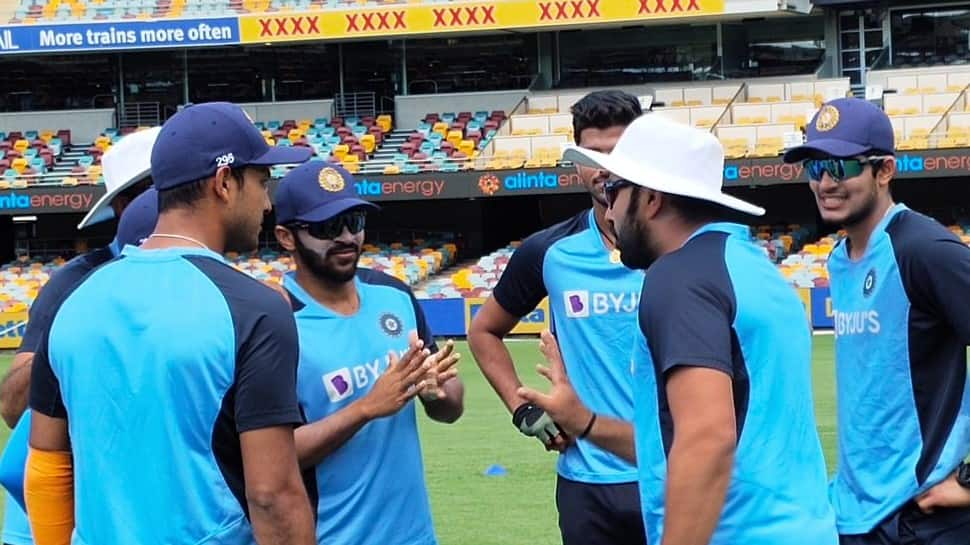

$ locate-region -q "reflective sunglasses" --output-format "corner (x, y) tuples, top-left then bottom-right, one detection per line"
(603, 179), (635, 208)
(289, 211), (366, 240)
(803, 156), (888, 183)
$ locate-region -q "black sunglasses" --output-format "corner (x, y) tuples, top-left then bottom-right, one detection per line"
(803, 156), (888, 183)
(289, 211), (366, 240)
(603, 179), (635, 208)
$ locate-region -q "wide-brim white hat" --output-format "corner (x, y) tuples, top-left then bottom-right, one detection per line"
(563, 114), (765, 216)
(77, 126), (161, 230)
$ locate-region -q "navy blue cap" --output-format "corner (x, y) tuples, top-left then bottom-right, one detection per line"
(115, 187), (159, 247)
(274, 162), (378, 225)
(151, 102), (311, 191)
(783, 98), (895, 163)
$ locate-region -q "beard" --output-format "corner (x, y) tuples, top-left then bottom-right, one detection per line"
(835, 182), (881, 230)
(615, 203), (660, 270)
(294, 235), (359, 284)
(225, 214), (260, 254)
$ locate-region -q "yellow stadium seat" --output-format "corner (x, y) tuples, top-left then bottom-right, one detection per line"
(377, 115), (393, 133)
(360, 134), (376, 154)
(446, 130), (462, 148)
(40, 130), (55, 142)
(61, 176), (79, 186)
(288, 129), (304, 142)
(87, 165), (102, 181)
(432, 122), (449, 137)
(10, 157), (27, 174)
(458, 140), (475, 156)
(333, 144), (349, 159)
(13, 139), (29, 153)
(383, 165), (401, 175)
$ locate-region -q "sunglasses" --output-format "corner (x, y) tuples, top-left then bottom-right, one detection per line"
(289, 211), (366, 240)
(603, 179), (635, 208)
(803, 156), (888, 183)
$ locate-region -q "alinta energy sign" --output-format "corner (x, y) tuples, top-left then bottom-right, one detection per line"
(4, 149), (970, 214)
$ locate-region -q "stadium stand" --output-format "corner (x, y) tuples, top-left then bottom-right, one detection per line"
(0, 237), (457, 307)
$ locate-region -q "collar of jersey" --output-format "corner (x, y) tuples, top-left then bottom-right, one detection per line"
(283, 271), (361, 318)
(838, 202), (908, 261)
(685, 222), (750, 244)
(120, 245), (227, 263)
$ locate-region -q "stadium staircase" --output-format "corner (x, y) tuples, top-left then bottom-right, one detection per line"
(369, 129), (412, 169)
(52, 145), (93, 178)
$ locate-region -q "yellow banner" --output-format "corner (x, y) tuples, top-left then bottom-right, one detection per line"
(240, 0), (725, 43)
(0, 311), (27, 350)
(465, 296), (550, 335)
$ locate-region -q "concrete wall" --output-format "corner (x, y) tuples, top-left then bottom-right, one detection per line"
(0, 109), (115, 144)
(395, 90), (528, 129)
(238, 99), (335, 123)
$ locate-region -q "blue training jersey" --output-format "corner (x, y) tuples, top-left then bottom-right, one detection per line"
(828, 204), (970, 534)
(285, 268), (438, 545)
(632, 222), (836, 545)
(492, 209), (642, 484)
(29, 246), (305, 545)
(1, 245), (116, 545)
(1, 412), (32, 545)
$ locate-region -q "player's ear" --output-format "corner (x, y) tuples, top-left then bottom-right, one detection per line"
(642, 188), (663, 220)
(875, 157), (896, 189)
(275, 225), (296, 252)
(211, 166), (235, 204)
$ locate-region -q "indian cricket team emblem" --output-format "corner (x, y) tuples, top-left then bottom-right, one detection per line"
(379, 312), (403, 337)
(863, 268), (876, 297)
(815, 105), (840, 132)
(319, 167), (345, 192)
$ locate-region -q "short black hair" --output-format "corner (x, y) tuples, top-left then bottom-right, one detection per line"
(664, 193), (731, 224)
(570, 90), (643, 145)
(157, 167), (246, 213)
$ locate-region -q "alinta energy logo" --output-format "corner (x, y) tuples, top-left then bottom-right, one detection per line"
(478, 170), (584, 195)
(478, 174), (501, 196)
(0, 191), (94, 211)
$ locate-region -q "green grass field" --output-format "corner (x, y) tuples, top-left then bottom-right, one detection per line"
(0, 335), (838, 543)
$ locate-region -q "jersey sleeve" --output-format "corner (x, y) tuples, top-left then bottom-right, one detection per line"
(233, 298), (304, 433)
(491, 234), (550, 317)
(28, 324), (66, 419)
(901, 236), (970, 344)
(409, 289), (438, 354)
(640, 258), (735, 377)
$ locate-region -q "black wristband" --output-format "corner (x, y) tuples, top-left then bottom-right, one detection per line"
(579, 413), (597, 439)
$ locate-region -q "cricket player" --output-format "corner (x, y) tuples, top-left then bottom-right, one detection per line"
(272, 161), (463, 545)
(26, 102), (316, 545)
(468, 90), (646, 545)
(783, 97), (970, 544)
(523, 113), (837, 545)
(0, 127), (160, 545)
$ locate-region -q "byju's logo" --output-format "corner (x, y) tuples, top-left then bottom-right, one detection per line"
(563, 290), (589, 318)
(322, 369), (354, 402)
(563, 290), (639, 318)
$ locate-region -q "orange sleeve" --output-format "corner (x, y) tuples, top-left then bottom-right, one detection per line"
(25, 448), (74, 545)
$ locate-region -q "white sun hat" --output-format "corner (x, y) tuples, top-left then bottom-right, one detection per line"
(562, 113), (765, 216)
(77, 126), (161, 230)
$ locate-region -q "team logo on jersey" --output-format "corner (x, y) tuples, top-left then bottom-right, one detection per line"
(319, 167), (346, 192)
(815, 105), (840, 132)
(379, 312), (403, 337)
(323, 369), (354, 402)
(563, 290), (590, 318)
(863, 268), (876, 297)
